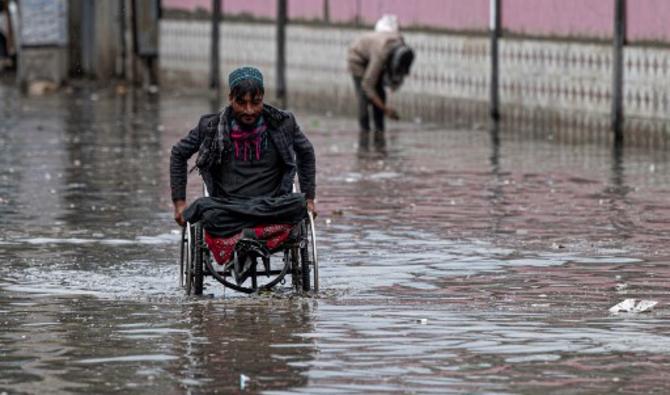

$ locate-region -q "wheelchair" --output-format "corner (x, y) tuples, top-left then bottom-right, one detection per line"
(177, 187), (319, 296)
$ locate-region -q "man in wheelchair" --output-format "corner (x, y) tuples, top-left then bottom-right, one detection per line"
(170, 66), (316, 285)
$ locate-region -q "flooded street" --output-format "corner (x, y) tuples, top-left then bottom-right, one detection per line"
(2, 83), (670, 394)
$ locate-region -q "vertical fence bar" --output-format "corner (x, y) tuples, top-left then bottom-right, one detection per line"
(2, 0), (15, 57)
(355, 0), (361, 27)
(210, 0), (221, 91)
(489, 0), (501, 121)
(323, 0), (329, 24)
(123, 0), (135, 83)
(612, 0), (625, 142)
(119, 0), (127, 79)
(276, 0), (287, 108)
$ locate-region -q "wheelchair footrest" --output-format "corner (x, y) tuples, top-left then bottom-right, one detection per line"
(234, 237), (271, 283)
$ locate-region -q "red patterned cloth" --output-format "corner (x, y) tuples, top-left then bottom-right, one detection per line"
(204, 223), (295, 265)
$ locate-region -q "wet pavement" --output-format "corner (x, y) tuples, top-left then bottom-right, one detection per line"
(2, 81), (670, 394)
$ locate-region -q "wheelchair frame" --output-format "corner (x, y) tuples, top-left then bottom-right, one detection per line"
(178, 204), (319, 295)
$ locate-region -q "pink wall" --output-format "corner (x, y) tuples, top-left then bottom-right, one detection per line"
(626, 0), (670, 43)
(224, 0), (275, 18)
(164, 0), (489, 31)
(328, 0), (488, 30)
(162, 0), (278, 17)
(288, 0), (324, 21)
(325, 0), (358, 23)
(163, 0), (670, 43)
(163, 0), (207, 12)
(502, 0), (613, 39)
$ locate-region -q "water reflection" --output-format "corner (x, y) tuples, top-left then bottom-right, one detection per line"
(0, 94), (68, 227)
(488, 121), (506, 235)
(605, 140), (634, 240)
(0, 289), (316, 394)
(170, 300), (316, 393)
(58, 88), (164, 237)
(357, 129), (388, 156)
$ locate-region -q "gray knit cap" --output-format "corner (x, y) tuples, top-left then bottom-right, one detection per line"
(228, 66), (264, 89)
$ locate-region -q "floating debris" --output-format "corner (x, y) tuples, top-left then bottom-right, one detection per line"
(609, 299), (658, 313)
(240, 373), (250, 390)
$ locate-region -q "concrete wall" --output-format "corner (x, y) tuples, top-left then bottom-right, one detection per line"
(93, 0), (121, 79)
(17, 47), (69, 86)
(68, 0), (122, 79)
(17, 0), (69, 87)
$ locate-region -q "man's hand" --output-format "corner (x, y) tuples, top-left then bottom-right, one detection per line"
(371, 95), (399, 120)
(385, 106), (400, 120)
(306, 199), (317, 218)
(173, 199), (187, 226)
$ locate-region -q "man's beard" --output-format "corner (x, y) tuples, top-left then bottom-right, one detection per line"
(235, 113), (260, 128)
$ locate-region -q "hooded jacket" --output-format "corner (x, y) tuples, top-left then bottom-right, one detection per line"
(170, 104), (316, 202)
(347, 31), (404, 100)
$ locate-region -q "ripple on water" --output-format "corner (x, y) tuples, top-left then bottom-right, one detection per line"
(76, 355), (179, 364)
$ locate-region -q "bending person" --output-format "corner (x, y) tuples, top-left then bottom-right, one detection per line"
(347, 15), (415, 149)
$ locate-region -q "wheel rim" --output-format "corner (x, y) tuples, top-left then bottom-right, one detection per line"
(308, 213), (319, 293)
(179, 226), (186, 287)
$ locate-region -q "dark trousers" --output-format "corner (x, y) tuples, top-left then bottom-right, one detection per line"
(352, 76), (386, 132)
(0, 33), (7, 59)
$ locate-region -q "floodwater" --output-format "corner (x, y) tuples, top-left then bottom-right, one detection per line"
(2, 82), (670, 395)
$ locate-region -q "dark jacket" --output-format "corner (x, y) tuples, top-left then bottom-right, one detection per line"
(170, 104), (316, 202)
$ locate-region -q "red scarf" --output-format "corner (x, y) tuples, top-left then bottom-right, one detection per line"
(230, 117), (268, 161)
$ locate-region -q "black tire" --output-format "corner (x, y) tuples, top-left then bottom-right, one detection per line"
(185, 226), (193, 295)
(300, 223), (311, 292)
(290, 247), (302, 292)
(193, 223), (204, 295)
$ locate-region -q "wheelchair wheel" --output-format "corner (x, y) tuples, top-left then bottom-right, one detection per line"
(184, 224), (193, 294)
(305, 212), (319, 292)
(291, 213), (318, 293)
(192, 223), (204, 295)
(179, 226), (186, 288)
(184, 222), (204, 296)
(300, 243), (311, 292)
(290, 245), (308, 292)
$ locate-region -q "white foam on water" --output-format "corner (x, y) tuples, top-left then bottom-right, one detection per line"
(12, 232), (180, 247)
(2, 284), (102, 297)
